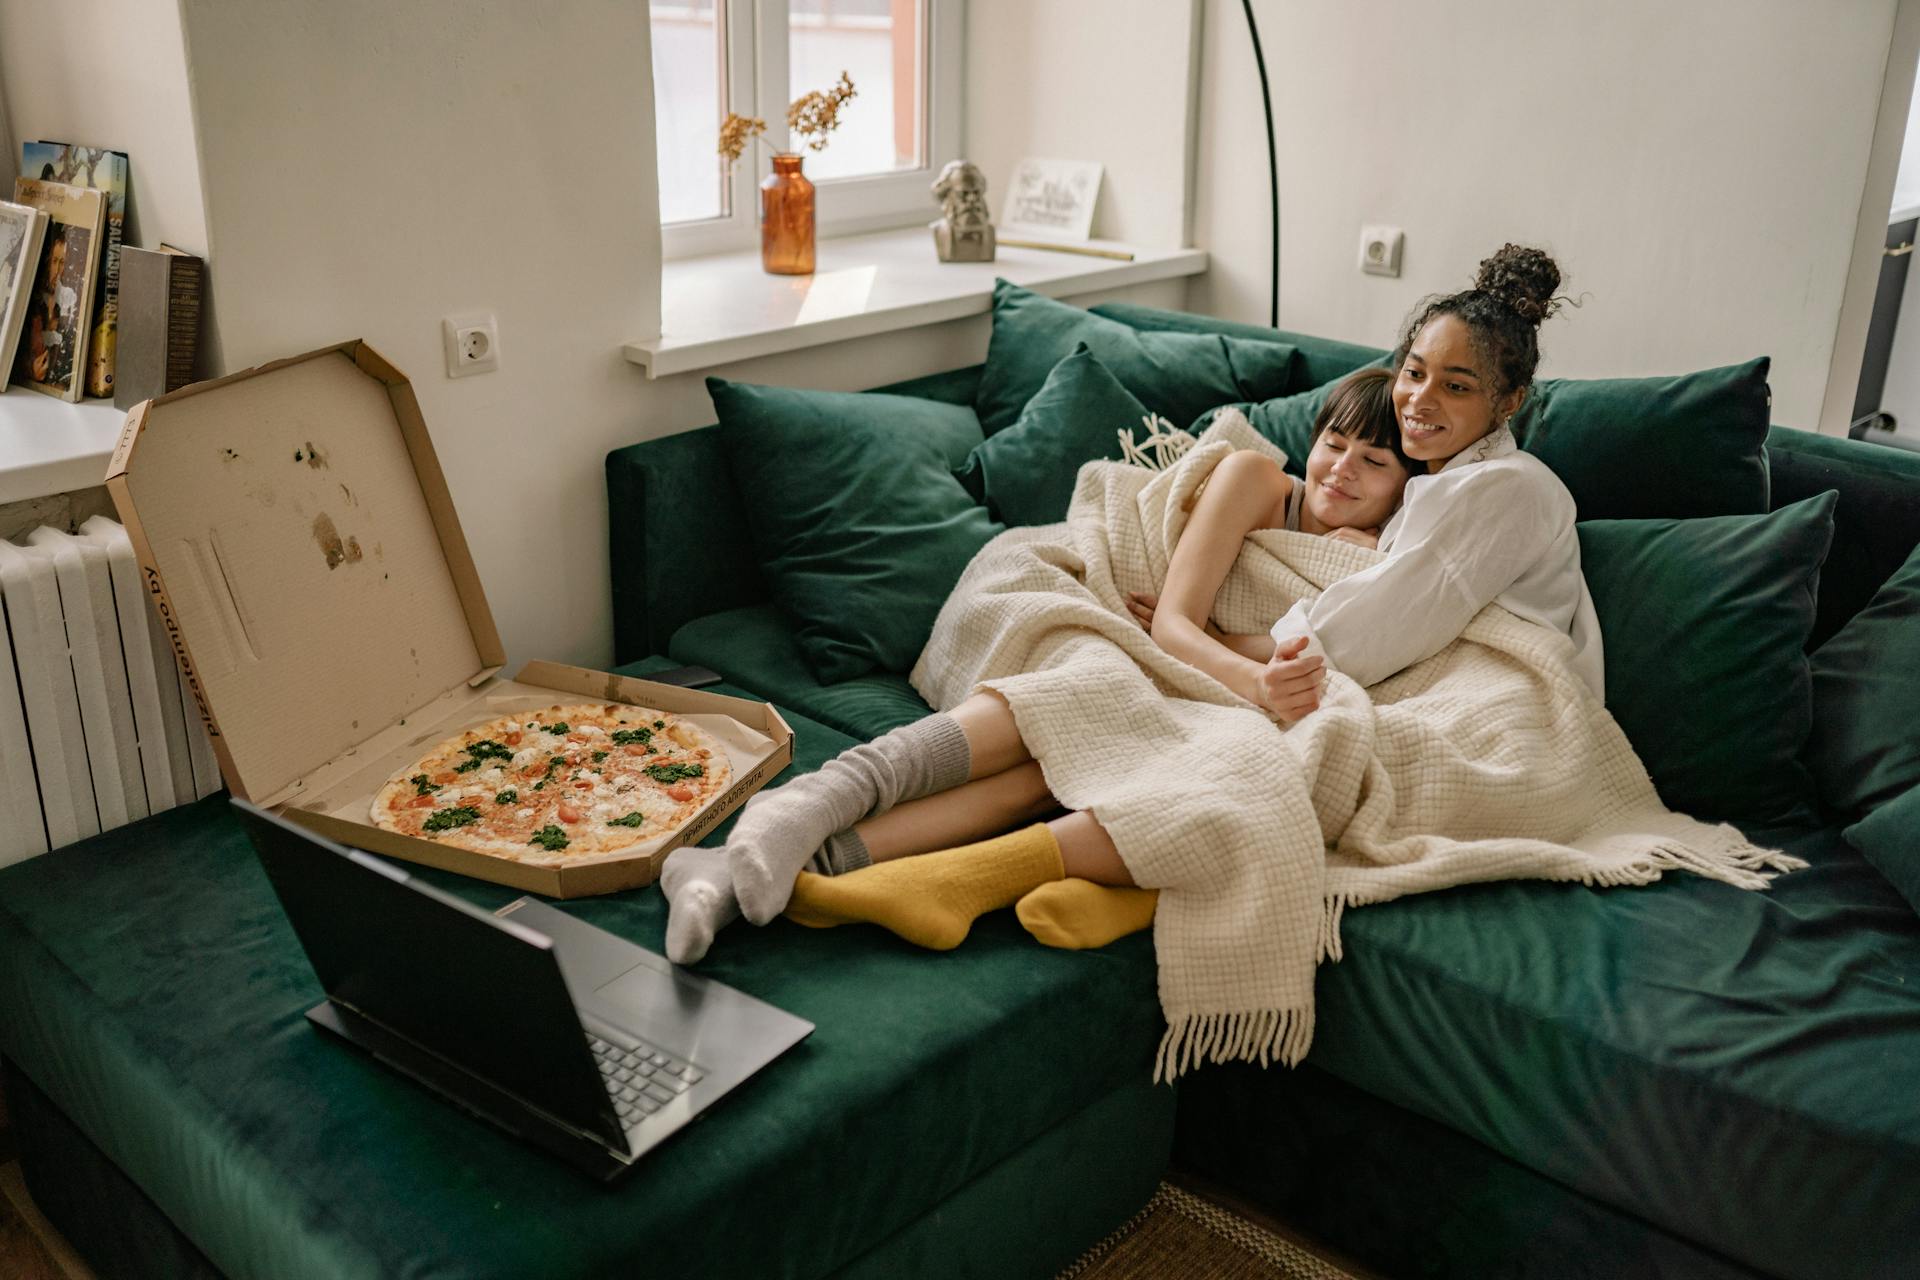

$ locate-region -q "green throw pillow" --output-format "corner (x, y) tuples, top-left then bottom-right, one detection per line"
(956, 346), (1152, 526)
(1806, 540), (1920, 817)
(1197, 354), (1398, 472)
(708, 378), (1004, 684)
(973, 280), (1297, 436)
(1509, 359), (1773, 520)
(1576, 491), (1836, 827)
(1844, 784), (1920, 917)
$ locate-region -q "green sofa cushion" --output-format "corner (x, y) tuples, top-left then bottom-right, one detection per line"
(1806, 540), (1920, 818)
(671, 603), (936, 741)
(1292, 820), (1920, 1280)
(1577, 492), (1835, 826)
(1844, 784), (1920, 917)
(973, 280), (1297, 436)
(0, 664), (1167, 1280)
(956, 345), (1154, 526)
(1195, 355), (1397, 471)
(707, 378), (1004, 684)
(1508, 359), (1773, 520)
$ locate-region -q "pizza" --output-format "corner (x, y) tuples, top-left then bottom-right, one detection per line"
(371, 702), (732, 863)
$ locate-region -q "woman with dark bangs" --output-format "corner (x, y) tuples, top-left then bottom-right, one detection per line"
(1125, 365), (1417, 699)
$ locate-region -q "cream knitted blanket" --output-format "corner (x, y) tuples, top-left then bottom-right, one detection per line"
(909, 411), (1804, 1082)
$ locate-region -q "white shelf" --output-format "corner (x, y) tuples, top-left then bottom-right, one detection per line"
(626, 228), (1209, 378)
(0, 392), (127, 506)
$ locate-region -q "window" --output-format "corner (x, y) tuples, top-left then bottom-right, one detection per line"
(650, 0), (961, 257)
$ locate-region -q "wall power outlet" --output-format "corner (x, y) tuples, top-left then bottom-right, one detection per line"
(443, 313), (500, 378)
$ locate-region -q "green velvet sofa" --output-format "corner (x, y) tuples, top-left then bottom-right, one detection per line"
(604, 302), (1920, 1280)
(2, 297), (1917, 1279)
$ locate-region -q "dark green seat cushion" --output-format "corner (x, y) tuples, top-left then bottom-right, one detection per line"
(1294, 820), (1920, 1280)
(1807, 541), (1920, 818)
(0, 662), (1166, 1280)
(1509, 359), (1774, 520)
(1195, 354), (1397, 471)
(957, 345), (1154, 526)
(707, 378), (1004, 684)
(1846, 784), (1920, 917)
(671, 603), (935, 741)
(973, 280), (1297, 436)
(1577, 491), (1835, 826)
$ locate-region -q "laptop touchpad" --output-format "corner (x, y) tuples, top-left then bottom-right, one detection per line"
(590, 963), (712, 1049)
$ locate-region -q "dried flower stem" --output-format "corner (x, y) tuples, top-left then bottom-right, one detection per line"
(719, 71), (857, 168)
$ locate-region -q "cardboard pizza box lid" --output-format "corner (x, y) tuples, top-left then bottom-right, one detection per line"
(105, 341), (506, 807)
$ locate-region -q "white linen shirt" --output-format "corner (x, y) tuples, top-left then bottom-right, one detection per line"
(1269, 426), (1605, 699)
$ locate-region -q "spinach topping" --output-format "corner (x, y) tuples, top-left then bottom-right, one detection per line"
(591, 750), (609, 764)
(653, 720), (666, 730)
(423, 805), (481, 832)
(644, 762), (705, 785)
(607, 812), (647, 828)
(542, 722), (570, 735)
(410, 773), (440, 796)
(494, 787), (517, 805)
(464, 739), (513, 762)
(528, 825), (570, 852)
(611, 728), (652, 747)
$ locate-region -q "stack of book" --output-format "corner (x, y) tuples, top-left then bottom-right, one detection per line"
(3, 141), (202, 406)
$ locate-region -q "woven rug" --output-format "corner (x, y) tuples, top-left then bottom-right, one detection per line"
(1055, 1182), (1365, 1280)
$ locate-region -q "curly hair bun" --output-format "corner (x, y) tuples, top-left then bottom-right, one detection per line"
(1474, 244), (1561, 325)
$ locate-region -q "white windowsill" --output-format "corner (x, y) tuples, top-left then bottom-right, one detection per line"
(0, 393), (126, 506)
(625, 227), (1209, 379)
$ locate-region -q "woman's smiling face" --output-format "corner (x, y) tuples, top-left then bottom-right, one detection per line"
(1303, 430), (1408, 531)
(1393, 313), (1516, 470)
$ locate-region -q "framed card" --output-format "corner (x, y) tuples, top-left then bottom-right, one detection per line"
(1000, 157), (1104, 242)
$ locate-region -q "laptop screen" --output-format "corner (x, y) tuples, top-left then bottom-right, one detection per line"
(233, 801), (619, 1141)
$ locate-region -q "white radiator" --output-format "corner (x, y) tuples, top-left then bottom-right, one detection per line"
(0, 517), (222, 867)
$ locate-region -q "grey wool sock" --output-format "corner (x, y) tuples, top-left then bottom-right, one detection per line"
(660, 845), (738, 965)
(807, 826), (874, 877)
(730, 712), (972, 924)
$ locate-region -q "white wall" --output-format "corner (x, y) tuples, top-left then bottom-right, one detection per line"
(965, 0), (1201, 246)
(1190, 0), (1900, 429)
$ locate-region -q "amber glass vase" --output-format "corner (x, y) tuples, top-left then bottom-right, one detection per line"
(760, 153), (816, 275)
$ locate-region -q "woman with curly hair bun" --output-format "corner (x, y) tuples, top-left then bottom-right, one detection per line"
(1134, 243), (1601, 722)
(1243, 242), (1605, 719)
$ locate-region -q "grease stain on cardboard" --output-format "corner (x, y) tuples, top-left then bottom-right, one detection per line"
(312, 513), (365, 569)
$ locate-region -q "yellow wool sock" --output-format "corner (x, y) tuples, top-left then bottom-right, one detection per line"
(784, 823), (1064, 950)
(1016, 879), (1158, 950)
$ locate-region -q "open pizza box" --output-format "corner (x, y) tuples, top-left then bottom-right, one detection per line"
(103, 340), (792, 897)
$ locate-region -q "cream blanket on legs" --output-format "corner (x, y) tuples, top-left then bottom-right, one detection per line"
(908, 410), (1804, 1083)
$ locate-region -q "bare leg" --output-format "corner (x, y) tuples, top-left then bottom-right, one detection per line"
(857, 761), (1058, 863)
(1049, 810), (1136, 887)
(949, 689), (1033, 781)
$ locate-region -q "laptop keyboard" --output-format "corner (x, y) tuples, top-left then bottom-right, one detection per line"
(588, 1033), (705, 1133)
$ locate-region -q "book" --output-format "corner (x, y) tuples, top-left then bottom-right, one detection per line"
(0, 201), (49, 389)
(114, 244), (202, 409)
(24, 142), (130, 398)
(10, 178), (105, 402)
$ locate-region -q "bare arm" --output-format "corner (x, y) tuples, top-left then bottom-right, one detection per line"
(1148, 452), (1318, 717)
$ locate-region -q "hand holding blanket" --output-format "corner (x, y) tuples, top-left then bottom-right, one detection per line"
(910, 410), (1803, 1082)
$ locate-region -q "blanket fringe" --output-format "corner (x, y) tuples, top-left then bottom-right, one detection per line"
(1318, 892), (1350, 964)
(1585, 841), (1811, 893)
(1116, 414), (1196, 472)
(1153, 1003), (1317, 1084)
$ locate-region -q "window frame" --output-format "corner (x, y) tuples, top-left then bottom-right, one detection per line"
(658, 0), (963, 260)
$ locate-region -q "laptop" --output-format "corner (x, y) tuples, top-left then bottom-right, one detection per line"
(232, 799), (814, 1181)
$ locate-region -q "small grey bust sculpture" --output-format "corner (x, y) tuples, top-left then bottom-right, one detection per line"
(931, 159), (995, 263)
